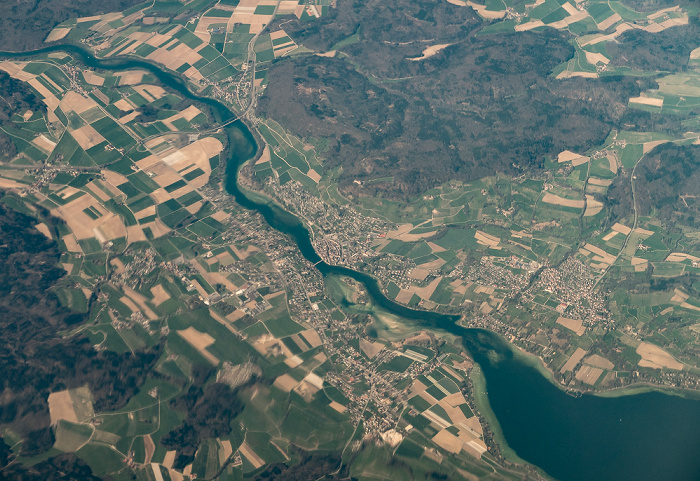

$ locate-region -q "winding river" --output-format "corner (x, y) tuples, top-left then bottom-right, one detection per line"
(3, 45), (700, 481)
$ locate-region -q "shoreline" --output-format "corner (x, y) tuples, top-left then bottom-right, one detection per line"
(503, 333), (700, 400)
(469, 366), (527, 465)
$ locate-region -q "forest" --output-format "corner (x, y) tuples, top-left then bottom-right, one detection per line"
(606, 20), (700, 72)
(0, 200), (159, 458)
(260, 0), (700, 199)
(259, 28), (645, 197)
(0, 450), (102, 481)
(607, 143), (700, 225)
(161, 366), (244, 469)
(0, 71), (46, 161)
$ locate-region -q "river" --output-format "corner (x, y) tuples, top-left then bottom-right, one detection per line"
(3, 45), (700, 481)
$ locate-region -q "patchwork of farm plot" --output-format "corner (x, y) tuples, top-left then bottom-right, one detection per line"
(45, 257), (495, 480)
(405, 366), (488, 459)
(45, 0), (331, 112)
(246, 74), (700, 396)
(0, 52), (505, 480)
(0, 0), (699, 477)
(0, 56), (225, 251)
(253, 118), (325, 189)
(0, 55), (331, 477)
(627, 65), (700, 120)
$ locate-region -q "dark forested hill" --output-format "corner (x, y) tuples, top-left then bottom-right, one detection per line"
(607, 143), (700, 226)
(278, 0), (481, 55)
(606, 21), (700, 72)
(0, 70), (46, 161)
(259, 9), (646, 197)
(0, 450), (102, 481)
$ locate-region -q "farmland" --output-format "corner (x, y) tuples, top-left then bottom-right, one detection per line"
(0, 45), (506, 479)
(43, 0), (318, 115)
(1, 0), (700, 479)
(231, 0), (700, 403)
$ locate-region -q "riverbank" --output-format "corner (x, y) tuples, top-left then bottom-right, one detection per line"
(222, 122), (700, 405)
(2, 43), (700, 481)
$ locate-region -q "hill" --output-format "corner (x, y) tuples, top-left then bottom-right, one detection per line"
(257, 0), (662, 197)
(259, 23), (643, 197)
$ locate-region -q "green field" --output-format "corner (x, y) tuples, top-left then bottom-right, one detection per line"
(378, 355), (414, 373)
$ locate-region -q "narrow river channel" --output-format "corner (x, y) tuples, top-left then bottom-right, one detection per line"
(3, 45), (700, 481)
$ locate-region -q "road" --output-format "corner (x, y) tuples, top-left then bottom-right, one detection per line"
(592, 150), (645, 289)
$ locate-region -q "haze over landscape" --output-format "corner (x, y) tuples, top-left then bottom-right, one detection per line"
(0, 0), (699, 480)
